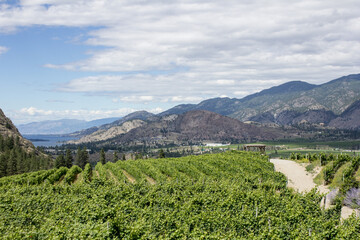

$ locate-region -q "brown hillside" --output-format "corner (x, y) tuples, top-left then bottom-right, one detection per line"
(0, 108), (35, 152)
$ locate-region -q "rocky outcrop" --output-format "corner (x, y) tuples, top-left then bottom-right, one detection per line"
(0, 108), (35, 152)
(101, 110), (284, 146)
(160, 74), (360, 129)
(70, 119), (146, 144)
(329, 100), (360, 130)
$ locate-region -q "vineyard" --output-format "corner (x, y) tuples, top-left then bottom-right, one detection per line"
(291, 152), (360, 196)
(1, 151), (360, 239)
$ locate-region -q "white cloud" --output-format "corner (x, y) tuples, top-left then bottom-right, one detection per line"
(0, 46), (8, 55)
(211, 80), (235, 86)
(11, 106), (164, 124)
(1, 0), (360, 104)
(120, 96), (154, 102)
(170, 96), (203, 102)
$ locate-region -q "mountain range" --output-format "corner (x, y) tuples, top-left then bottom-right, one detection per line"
(0, 109), (35, 153)
(17, 117), (121, 135)
(70, 110), (284, 147)
(12, 73), (360, 147)
(160, 73), (360, 128)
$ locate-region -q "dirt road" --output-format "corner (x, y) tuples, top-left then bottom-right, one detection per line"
(270, 159), (328, 194)
(270, 159), (359, 220)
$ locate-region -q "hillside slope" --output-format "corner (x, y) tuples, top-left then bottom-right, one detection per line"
(0, 108), (53, 177)
(71, 110), (156, 137)
(17, 117), (121, 135)
(0, 109), (34, 152)
(329, 100), (360, 129)
(160, 74), (360, 127)
(0, 152), (357, 238)
(102, 110), (284, 147)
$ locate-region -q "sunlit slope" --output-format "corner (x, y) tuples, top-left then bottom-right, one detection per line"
(0, 152), (359, 239)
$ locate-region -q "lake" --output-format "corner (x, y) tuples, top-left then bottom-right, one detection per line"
(23, 134), (79, 147)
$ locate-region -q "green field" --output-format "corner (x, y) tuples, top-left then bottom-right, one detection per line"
(203, 139), (360, 159)
(1, 151), (359, 239)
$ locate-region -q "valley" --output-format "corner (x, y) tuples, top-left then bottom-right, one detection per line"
(1, 152), (359, 238)
(2, 73), (360, 238)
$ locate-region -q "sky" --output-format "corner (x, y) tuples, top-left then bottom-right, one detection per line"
(1, 0), (360, 125)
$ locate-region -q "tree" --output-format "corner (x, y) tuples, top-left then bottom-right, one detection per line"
(81, 147), (89, 169)
(113, 151), (118, 162)
(65, 149), (73, 168)
(122, 154), (126, 161)
(75, 147), (88, 169)
(75, 147), (82, 167)
(159, 149), (165, 158)
(8, 149), (17, 175)
(55, 154), (65, 168)
(0, 155), (7, 177)
(100, 148), (106, 164)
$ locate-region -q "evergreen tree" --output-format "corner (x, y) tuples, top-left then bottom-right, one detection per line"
(100, 148), (106, 164)
(83, 147), (89, 168)
(0, 155), (7, 177)
(76, 147), (89, 169)
(113, 151), (118, 162)
(159, 149), (165, 158)
(122, 153), (126, 161)
(8, 149), (17, 175)
(55, 154), (65, 168)
(65, 149), (73, 168)
(75, 147), (82, 167)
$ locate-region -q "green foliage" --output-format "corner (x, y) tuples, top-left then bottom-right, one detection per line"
(82, 163), (92, 183)
(0, 152), (360, 238)
(113, 151), (118, 162)
(75, 147), (89, 169)
(55, 154), (65, 168)
(340, 157), (360, 194)
(47, 167), (68, 184)
(324, 155), (350, 184)
(100, 148), (106, 164)
(5, 122), (12, 130)
(0, 135), (53, 177)
(65, 149), (73, 168)
(63, 165), (82, 184)
(159, 149), (165, 158)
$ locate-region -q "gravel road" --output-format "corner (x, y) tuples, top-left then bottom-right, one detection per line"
(270, 159), (328, 194)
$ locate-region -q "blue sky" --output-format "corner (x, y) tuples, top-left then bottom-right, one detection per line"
(1, 1), (360, 124)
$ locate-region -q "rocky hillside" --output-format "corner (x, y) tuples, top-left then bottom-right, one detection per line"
(329, 100), (360, 130)
(160, 74), (360, 128)
(95, 110), (284, 147)
(71, 111), (156, 137)
(70, 119), (147, 144)
(0, 108), (34, 152)
(17, 117), (120, 135)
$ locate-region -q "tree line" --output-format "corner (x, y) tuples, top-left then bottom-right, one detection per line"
(0, 135), (53, 177)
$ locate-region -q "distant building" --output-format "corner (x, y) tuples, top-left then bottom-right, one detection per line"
(205, 143), (230, 147)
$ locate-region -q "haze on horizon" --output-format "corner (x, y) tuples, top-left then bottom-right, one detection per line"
(1, 0), (360, 124)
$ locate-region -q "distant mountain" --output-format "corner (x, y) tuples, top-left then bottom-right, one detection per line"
(71, 111), (157, 138)
(160, 74), (360, 128)
(329, 100), (360, 130)
(17, 117), (121, 135)
(0, 108), (35, 152)
(241, 81), (317, 102)
(70, 119), (147, 144)
(79, 110), (284, 147)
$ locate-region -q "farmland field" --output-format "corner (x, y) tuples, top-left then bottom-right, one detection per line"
(0, 151), (359, 239)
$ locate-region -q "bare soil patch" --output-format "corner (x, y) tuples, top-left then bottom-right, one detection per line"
(146, 175), (156, 185)
(107, 170), (119, 185)
(271, 158), (358, 220)
(122, 170), (136, 184)
(72, 173), (81, 184)
(270, 159), (328, 194)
